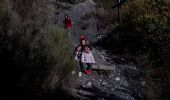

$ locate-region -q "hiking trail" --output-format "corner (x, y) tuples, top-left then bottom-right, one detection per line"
(55, 0), (144, 99)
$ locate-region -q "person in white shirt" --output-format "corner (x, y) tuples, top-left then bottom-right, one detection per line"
(81, 46), (95, 74)
(74, 37), (87, 77)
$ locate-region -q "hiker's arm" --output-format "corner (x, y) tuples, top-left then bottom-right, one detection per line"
(73, 47), (77, 56)
(74, 52), (79, 61)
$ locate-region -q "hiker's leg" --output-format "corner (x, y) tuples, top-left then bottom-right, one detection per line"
(79, 62), (87, 71)
(86, 63), (92, 70)
(82, 63), (88, 70)
(86, 63), (92, 74)
(79, 62), (83, 72)
(82, 63), (90, 74)
(77, 61), (81, 71)
(86, 63), (89, 70)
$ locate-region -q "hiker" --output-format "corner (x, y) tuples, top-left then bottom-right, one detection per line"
(81, 45), (95, 74)
(74, 35), (88, 76)
(63, 14), (72, 29)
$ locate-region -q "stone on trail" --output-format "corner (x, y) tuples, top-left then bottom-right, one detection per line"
(102, 82), (107, 85)
(141, 81), (145, 86)
(115, 77), (120, 81)
(86, 81), (92, 88)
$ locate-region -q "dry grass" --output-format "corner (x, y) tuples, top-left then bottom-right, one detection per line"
(0, 0), (75, 99)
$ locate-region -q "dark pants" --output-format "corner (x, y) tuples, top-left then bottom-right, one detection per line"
(82, 63), (92, 70)
(79, 62), (85, 72)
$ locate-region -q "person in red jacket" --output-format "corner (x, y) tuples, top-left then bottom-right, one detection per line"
(63, 14), (72, 29)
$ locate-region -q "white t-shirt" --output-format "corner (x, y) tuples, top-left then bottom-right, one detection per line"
(81, 52), (95, 63)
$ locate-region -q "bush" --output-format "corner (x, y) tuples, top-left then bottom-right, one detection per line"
(123, 1), (170, 100)
(97, 0), (170, 99)
(122, 0), (170, 66)
(100, 0), (170, 65)
(0, 0), (75, 99)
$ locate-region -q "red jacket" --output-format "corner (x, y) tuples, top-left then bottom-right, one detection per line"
(64, 18), (72, 29)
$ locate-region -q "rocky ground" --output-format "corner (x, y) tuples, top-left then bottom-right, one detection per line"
(56, 0), (144, 99)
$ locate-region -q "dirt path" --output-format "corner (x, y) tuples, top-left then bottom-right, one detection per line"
(56, 0), (143, 99)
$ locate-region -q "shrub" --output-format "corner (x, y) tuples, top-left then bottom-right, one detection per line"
(109, 0), (170, 99)
(97, 0), (170, 99)
(0, 0), (75, 99)
(122, 0), (170, 66)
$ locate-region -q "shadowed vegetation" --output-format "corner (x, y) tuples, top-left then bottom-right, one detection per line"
(0, 0), (75, 99)
(96, 0), (170, 100)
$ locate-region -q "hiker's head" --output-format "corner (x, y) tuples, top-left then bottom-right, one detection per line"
(81, 39), (86, 45)
(65, 14), (68, 18)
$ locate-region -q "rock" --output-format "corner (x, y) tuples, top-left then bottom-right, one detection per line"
(141, 81), (145, 86)
(71, 70), (76, 75)
(116, 77), (120, 81)
(121, 58), (125, 61)
(98, 98), (105, 100)
(86, 81), (92, 88)
(102, 82), (107, 85)
(109, 75), (112, 79)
